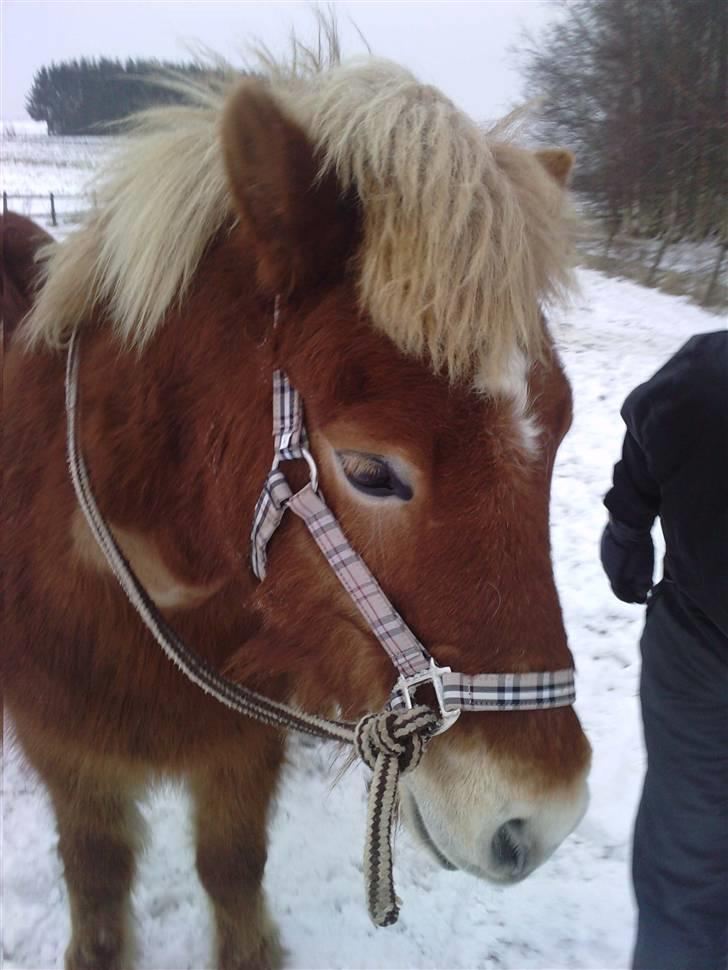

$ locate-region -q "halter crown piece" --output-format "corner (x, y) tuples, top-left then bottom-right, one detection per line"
(65, 326), (576, 928)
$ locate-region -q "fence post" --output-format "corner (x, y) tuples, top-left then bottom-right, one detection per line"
(50, 192), (57, 227)
(2, 191), (7, 215)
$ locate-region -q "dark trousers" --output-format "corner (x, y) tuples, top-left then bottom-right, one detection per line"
(633, 581), (728, 970)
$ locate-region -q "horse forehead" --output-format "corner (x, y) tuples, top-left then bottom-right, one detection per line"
(305, 312), (569, 457)
(436, 359), (569, 466)
(322, 384), (543, 468)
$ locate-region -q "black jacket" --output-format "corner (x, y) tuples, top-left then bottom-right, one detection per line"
(604, 331), (728, 638)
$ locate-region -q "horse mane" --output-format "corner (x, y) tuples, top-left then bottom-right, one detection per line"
(24, 43), (575, 385)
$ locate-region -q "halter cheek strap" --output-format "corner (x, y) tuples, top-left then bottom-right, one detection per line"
(66, 333), (432, 927)
(65, 333), (576, 929)
(251, 371), (576, 723)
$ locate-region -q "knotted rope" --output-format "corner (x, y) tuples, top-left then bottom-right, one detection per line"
(65, 330), (577, 927)
(66, 328), (440, 925)
(355, 707), (441, 925)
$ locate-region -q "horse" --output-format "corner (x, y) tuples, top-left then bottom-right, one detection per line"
(1, 211), (53, 347)
(3, 49), (591, 970)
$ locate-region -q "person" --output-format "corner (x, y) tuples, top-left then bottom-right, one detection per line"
(600, 330), (728, 970)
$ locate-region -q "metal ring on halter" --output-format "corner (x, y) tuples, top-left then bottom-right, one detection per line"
(272, 447), (319, 493)
(392, 659), (461, 736)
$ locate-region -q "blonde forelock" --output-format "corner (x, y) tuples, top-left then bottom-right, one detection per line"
(24, 51), (575, 387)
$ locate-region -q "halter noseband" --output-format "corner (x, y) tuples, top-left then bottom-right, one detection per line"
(64, 330), (576, 928)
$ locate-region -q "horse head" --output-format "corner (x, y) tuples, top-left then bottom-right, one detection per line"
(218, 72), (591, 882)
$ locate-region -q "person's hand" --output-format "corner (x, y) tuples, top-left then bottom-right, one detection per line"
(600, 516), (654, 604)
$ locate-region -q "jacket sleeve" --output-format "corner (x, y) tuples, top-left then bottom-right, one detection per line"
(604, 429), (661, 532)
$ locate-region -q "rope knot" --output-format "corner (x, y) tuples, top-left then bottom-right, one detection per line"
(354, 704), (440, 927)
(354, 706), (439, 774)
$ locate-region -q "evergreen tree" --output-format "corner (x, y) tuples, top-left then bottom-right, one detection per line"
(26, 58), (225, 136)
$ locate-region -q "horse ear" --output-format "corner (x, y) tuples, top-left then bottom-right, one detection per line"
(535, 148), (574, 188)
(221, 79), (355, 294)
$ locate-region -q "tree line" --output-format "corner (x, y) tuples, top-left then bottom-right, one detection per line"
(25, 4), (728, 245)
(520, 0), (727, 242)
(26, 58), (222, 136)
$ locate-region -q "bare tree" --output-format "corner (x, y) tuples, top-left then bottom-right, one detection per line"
(520, 0), (727, 242)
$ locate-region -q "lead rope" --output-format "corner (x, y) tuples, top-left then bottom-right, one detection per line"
(355, 708), (439, 923)
(64, 328), (436, 926)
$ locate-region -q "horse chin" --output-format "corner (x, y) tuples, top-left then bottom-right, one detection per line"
(401, 789), (458, 871)
(402, 788), (535, 885)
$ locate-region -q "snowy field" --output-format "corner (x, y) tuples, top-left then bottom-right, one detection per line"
(1, 127), (115, 230)
(2, 132), (725, 970)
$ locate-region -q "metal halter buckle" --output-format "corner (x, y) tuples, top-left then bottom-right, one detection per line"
(393, 659), (461, 736)
(272, 446), (319, 493)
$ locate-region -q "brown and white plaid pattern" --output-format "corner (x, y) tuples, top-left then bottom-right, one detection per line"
(251, 470), (292, 581)
(272, 368), (309, 459)
(439, 668), (576, 711)
(286, 483), (431, 680)
(251, 371), (312, 580)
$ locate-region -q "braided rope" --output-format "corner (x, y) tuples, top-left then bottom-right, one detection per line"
(64, 329), (434, 926)
(355, 708), (440, 925)
(65, 333), (577, 927)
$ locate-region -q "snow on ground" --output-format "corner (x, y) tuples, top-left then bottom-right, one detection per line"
(1, 130), (115, 231)
(2, 131), (724, 970)
(3, 269), (722, 970)
(1, 130), (115, 196)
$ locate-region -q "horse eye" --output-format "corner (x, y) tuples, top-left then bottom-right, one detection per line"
(337, 451), (413, 501)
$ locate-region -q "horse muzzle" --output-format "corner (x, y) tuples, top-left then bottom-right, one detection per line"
(401, 772), (589, 885)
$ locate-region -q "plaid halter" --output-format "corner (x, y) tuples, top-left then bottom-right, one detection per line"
(65, 332), (577, 928)
(251, 371), (576, 722)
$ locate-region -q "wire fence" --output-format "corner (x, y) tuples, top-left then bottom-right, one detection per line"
(3, 192), (92, 227)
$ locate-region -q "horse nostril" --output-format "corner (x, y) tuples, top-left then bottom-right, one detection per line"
(491, 820), (529, 876)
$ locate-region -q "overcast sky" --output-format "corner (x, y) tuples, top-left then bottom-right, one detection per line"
(2, 1), (559, 123)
